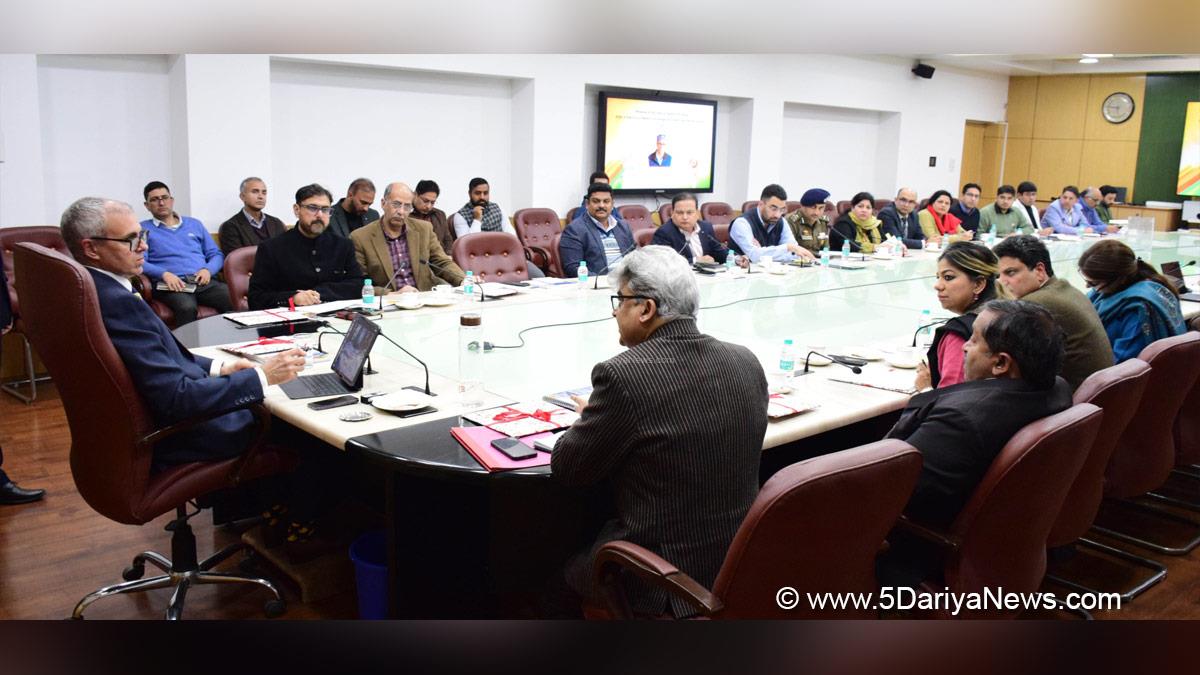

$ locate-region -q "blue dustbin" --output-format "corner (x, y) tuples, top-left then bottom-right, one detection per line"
(349, 530), (388, 619)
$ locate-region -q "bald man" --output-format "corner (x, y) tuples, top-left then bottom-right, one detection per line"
(350, 182), (465, 294)
(878, 187), (928, 249)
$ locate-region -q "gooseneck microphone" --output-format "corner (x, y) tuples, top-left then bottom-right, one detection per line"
(420, 257), (488, 302)
(315, 320), (375, 376)
(592, 241), (637, 290)
(800, 351), (863, 375)
(317, 319), (434, 396)
(911, 319), (950, 347)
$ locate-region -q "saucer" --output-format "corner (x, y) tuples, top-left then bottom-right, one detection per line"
(392, 299), (424, 310)
(421, 294), (456, 307)
(370, 391), (434, 412)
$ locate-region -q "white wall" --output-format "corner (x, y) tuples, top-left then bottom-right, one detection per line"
(0, 54), (1010, 228)
(36, 54), (173, 223)
(781, 103), (891, 202)
(271, 59), (515, 221)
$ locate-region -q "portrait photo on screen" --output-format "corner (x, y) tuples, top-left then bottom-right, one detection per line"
(597, 91), (717, 194)
(1178, 101), (1200, 197)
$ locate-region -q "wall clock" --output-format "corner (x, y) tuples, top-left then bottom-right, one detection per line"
(1102, 92), (1135, 124)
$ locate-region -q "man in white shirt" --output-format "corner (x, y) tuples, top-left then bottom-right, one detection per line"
(729, 184), (809, 263)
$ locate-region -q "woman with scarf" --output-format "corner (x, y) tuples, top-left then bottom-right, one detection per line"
(1078, 239), (1186, 363)
(830, 192), (883, 254)
(918, 190), (973, 245)
(916, 241), (1005, 390)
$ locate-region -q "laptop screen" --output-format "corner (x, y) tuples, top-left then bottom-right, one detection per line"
(1161, 261), (1185, 293)
(331, 315), (382, 386)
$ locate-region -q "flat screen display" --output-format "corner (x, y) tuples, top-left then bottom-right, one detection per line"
(597, 91), (717, 194)
(1179, 101), (1200, 197)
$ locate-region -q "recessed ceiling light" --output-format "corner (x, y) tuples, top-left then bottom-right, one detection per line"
(1082, 54), (1113, 58)
(1079, 58), (1099, 64)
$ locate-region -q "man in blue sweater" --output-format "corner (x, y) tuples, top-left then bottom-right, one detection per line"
(140, 181), (233, 324)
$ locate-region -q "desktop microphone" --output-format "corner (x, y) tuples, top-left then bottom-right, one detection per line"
(318, 318), (435, 396)
(799, 351), (863, 375)
(911, 319), (950, 347)
(591, 241), (638, 290)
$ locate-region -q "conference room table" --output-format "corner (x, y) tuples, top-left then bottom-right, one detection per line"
(177, 230), (1200, 617)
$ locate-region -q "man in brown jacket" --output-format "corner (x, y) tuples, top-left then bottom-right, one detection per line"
(350, 182), (465, 294)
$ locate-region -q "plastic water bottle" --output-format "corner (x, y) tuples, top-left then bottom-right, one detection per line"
(463, 270), (475, 301)
(841, 238), (851, 259)
(820, 246), (830, 266)
(915, 309), (933, 347)
(725, 252), (736, 272)
(779, 339), (796, 378)
(577, 260), (589, 287)
(458, 313), (485, 409)
(361, 279), (375, 311)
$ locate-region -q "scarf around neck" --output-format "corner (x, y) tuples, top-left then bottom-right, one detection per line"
(926, 206), (961, 235)
(848, 211), (882, 253)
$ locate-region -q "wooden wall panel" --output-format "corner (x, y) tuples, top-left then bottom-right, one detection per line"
(959, 122), (986, 191)
(1002, 138), (1032, 187)
(1029, 139), (1083, 195)
(1033, 75), (1090, 139)
(1079, 140), (1139, 194)
(980, 136), (1004, 193)
(1006, 76), (1038, 139)
(1084, 75), (1146, 142)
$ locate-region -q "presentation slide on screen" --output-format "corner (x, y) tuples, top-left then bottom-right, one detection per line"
(1178, 101), (1200, 197)
(602, 97), (715, 192)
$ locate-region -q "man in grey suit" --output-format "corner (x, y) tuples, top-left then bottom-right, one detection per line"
(550, 245), (769, 617)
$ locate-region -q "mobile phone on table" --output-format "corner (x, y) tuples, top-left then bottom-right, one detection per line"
(307, 395), (359, 411)
(490, 437), (537, 461)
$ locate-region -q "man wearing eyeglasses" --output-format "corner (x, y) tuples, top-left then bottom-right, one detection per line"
(350, 181), (465, 294)
(248, 184), (366, 309)
(140, 181), (233, 324)
(728, 184), (809, 263)
(878, 187), (927, 249)
(548, 245), (768, 618)
(408, 179), (455, 255)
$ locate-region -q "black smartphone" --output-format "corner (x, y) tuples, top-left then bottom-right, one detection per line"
(393, 406), (437, 419)
(829, 354), (869, 367)
(307, 395), (359, 411)
(490, 437), (537, 461)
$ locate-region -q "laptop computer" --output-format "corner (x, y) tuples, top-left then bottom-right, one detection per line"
(280, 314), (382, 399)
(1161, 261), (1200, 301)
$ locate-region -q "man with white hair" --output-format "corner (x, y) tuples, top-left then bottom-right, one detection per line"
(550, 245), (769, 618)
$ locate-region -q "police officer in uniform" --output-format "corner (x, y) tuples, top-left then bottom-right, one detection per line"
(786, 188), (832, 256)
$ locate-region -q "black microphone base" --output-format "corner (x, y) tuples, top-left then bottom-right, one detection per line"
(402, 384), (436, 397)
(793, 370), (817, 377)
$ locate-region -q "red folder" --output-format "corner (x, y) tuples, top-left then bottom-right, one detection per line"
(450, 426), (555, 472)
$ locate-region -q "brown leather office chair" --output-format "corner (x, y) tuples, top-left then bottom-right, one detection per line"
(874, 199), (893, 214)
(836, 200), (853, 217)
(785, 201), (802, 215)
(566, 207), (581, 224)
(657, 204), (673, 226)
(896, 403), (1102, 619)
(1091, 333), (1200, 554)
(700, 202), (734, 226)
(634, 229), (655, 248)
(823, 200), (838, 220)
(135, 274), (221, 329)
(1, 226), (69, 403)
(451, 232), (531, 283)
(1044, 360), (1163, 600)
(617, 205), (655, 234)
(512, 208), (560, 276)
(222, 246), (257, 312)
(592, 440), (922, 619)
(712, 223), (730, 245)
(740, 200), (759, 216)
(13, 242), (294, 620)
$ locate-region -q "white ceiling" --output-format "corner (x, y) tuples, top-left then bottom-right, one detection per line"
(919, 54), (1200, 76)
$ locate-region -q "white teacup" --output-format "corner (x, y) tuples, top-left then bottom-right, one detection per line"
(886, 346), (923, 369)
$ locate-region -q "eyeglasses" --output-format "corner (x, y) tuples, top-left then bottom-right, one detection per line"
(146, 195), (173, 204)
(300, 204), (333, 215)
(387, 201), (414, 212)
(611, 294), (654, 311)
(90, 230), (150, 252)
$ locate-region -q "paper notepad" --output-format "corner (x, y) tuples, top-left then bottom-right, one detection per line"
(224, 309), (311, 327)
(828, 367), (920, 395)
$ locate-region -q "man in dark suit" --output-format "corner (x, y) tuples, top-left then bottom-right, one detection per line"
(59, 197), (307, 469)
(0, 260), (45, 505)
(887, 299), (1072, 528)
(651, 192), (730, 265)
(248, 184), (367, 309)
(551, 245), (769, 617)
(559, 182), (634, 278)
(217, 177), (287, 256)
(877, 187), (926, 249)
(328, 178), (379, 239)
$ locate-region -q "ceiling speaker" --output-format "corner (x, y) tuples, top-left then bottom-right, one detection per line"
(912, 63), (935, 79)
